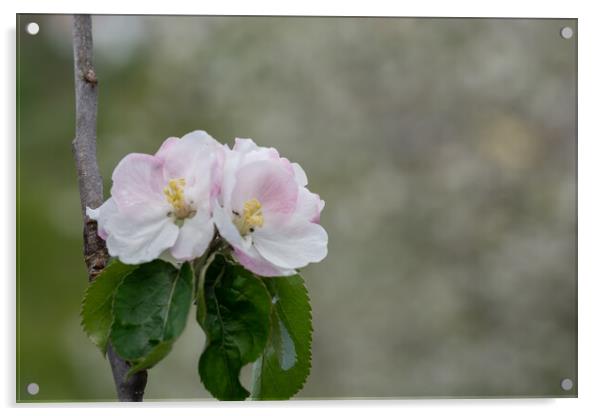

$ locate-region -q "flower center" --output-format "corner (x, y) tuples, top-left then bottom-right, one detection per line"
(233, 198), (264, 235)
(164, 178), (195, 220)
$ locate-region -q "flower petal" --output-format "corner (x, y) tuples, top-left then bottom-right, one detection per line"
(253, 218), (328, 269)
(232, 138), (259, 154)
(295, 187), (324, 224)
(160, 130), (219, 181)
(86, 198), (118, 240)
(160, 131), (223, 208)
(233, 246), (296, 277)
(219, 145), (241, 210)
(104, 204), (179, 264)
(292, 162), (308, 187)
(111, 153), (166, 213)
(159, 249), (181, 267)
(155, 136), (180, 160)
(231, 159), (298, 215)
(212, 200), (244, 249)
(170, 210), (215, 261)
(233, 138), (280, 163)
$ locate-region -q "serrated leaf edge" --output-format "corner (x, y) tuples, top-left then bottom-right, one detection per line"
(251, 275), (313, 400)
(79, 262), (137, 356)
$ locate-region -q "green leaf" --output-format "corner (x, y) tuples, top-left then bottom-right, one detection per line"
(110, 260), (193, 372)
(197, 254), (272, 400)
(251, 275), (313, 400)
(126, 262), (194, 376)
(127, 341), (173, 376)
(80, 260), (138, 355)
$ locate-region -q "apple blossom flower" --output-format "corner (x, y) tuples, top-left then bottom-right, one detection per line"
(213, 138), (327, 276)
(87, 130), (224, 264)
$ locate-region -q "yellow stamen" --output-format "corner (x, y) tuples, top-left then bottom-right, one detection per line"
(164, 178), (193, 219)
(234, 198), (264, 235)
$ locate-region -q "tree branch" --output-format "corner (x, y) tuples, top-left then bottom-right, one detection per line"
(72, 14), (148, 402)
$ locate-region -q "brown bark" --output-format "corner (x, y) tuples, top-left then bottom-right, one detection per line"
(72, 14), (148, 402)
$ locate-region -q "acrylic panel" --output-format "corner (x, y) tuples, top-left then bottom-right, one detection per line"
(16, 14), (577, 402)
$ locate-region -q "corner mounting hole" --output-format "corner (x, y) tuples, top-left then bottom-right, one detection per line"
(27, 382), (39, 395)
(26, 22), (40, 36)
(560, 26), (573, 40)
(560, 378), (574, 391)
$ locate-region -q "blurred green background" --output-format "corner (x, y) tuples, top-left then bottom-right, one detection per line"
(16, 15), (577, 401)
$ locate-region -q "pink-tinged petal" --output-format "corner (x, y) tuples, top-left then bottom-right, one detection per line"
(209, 144), (225, 201)
(244, 148), (280, 165)
(253, 218), (328, 269)
(160, 131), (222, 202)
(104, 205), (179, 264)
(111, 153), (166, 212)
(219, 145), (240, 209)
(212, 200), (244, 249)
(161, 131), (218, 178)
(170, 210), (215, 261)
(86, 198), (118, 240)
(292, 162), (308, 187)
(233, 246), (296, 277)
(295, 188), (323, 224)
(243, 148), (280, 166)
(181, 130), (217, 143)
(234, 138), (280, 162)
(317, 199), (325, 222)
(231, 160), (298, 215)
(233, 138), (259, 154)
(155, 136), (180, 160)
(275, 157), (297, 181)
(221, 140), (279, 209)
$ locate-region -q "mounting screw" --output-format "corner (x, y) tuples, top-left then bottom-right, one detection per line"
(27, 383), (39, 395)
(560, 26), (574, 40)
(26, 22), (40, 36)
(560, 378), (574, 391)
